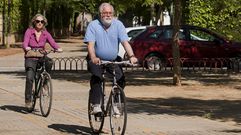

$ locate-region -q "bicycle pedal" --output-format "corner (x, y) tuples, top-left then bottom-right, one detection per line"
(94, 112), (103, 117)
(113, 114), (121, 118)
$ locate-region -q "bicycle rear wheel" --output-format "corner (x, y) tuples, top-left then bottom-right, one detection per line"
(88, 90), (105, 134)
(110, 86), (127, 135)
(39, 73), (52, 117)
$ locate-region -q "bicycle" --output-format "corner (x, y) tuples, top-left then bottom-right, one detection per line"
(28, 49), (55, 117)
(88, 60), (135, 135)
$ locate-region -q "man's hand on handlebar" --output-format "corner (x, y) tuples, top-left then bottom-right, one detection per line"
(129, 56), (138, 64)
(91, 56), (101, 65)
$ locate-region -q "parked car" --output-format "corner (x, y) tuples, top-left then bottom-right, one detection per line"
(118, 26), (146, 58)
(129, 25), (241, 70)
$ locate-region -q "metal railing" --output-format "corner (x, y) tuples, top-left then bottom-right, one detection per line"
(51, 57), (241, 73)
(52, 57), (87, 71)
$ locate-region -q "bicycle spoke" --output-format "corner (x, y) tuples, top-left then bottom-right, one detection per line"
(110, 88), (127, 135)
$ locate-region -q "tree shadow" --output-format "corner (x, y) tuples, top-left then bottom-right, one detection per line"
(127, 97), (241, 124)
(55, 39), (84, 44)
(1, 70), (241, 88)
(52, 70), (241, 88)
(48, 124), (97, 135)
(60, 45), (87, 53)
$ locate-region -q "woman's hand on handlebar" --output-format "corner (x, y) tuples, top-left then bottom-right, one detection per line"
(56, 48), (63, 53)
(25, 47), (31, 51)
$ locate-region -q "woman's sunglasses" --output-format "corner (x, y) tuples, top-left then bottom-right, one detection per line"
(35, 20), (45, 24)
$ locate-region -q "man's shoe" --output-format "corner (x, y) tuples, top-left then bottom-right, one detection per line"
(92, 104), (102, 114)
(25, 101), (32, 109)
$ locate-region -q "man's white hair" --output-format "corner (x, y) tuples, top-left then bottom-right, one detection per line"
(99, 3), (114, 14)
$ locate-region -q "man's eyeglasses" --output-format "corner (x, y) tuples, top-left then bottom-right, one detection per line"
(101, 12), (113, 16)
(35, 20), (45, 24)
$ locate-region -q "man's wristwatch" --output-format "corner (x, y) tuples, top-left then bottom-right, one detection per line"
(129, 55), (135, 58)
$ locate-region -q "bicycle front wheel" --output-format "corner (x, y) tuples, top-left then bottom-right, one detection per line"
(110, 86), (127, 135)
(88, 90), (105, 134)
(39, 73), (53, 117)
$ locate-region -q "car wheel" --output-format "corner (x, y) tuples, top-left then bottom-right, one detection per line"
(144, 55), (163, 70)
(229, 57), (241, 71)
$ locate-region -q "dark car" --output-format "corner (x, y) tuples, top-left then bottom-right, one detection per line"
(130, 25), (241, 70)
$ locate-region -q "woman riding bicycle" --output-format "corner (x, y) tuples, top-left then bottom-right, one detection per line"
(22, 14), (62, 110)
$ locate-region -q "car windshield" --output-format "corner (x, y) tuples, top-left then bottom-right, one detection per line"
(148, 28), (186, 40)
(129, 29), (146, 39)
(128, 29), (144, 38)
(189, 29), (216, 41)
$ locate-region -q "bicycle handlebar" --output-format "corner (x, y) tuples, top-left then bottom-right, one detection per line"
(31, 49), (59, 56)
(39, 49), (55, 55)
(100, 60), (138, 66)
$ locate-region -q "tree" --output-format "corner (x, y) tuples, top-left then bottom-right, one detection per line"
(172, 0), (182, 86)
(187, 0), (241, 41)
(1, 0), (6, 46)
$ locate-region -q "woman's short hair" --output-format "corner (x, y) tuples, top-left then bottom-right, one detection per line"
(30, 14), (48, 29)
(98, 3), (114, 15)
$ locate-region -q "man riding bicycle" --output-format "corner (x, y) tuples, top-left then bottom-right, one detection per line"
(84, 3), (138, 114)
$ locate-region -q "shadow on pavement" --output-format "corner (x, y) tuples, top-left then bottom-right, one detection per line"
(127, 97), (241, 124)
(0, 105), (43, 117)
(49, 70), (241, 87)
(48, 124), (93, 135)
(55, 37), (84, 44)
(221, 129), (241, 133)
(0, 70), (240, 87)
(0, 105), (29, 114)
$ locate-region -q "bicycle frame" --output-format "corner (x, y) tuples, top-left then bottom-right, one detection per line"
(88, 60), (134, 134)
(29, 49), (55, 117)
(100, 61), (130, 116)
(34, 50), (51, 96)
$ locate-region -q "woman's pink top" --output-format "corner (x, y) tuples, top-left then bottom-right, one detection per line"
(22, 28), (59, 51)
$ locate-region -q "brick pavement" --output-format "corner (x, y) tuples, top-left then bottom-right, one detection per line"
(1, 72), (241, 135)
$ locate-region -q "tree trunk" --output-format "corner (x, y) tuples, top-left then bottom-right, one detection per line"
(2, 0), (6, 46)
(156, 6), (163, 26)
(6, 0), (11, 48)
(172, 0), (182, 86)
(150, 4), (156, 25)
(43, 0), (46, 16)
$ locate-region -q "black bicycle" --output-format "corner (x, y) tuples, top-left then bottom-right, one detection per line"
(88, 60), (134, 135)
(28, 49), (54, 117)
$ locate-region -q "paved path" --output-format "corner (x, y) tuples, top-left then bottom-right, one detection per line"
(1, 38), (241, 135)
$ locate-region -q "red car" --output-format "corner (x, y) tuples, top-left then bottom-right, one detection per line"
(130, 25), (241, 70)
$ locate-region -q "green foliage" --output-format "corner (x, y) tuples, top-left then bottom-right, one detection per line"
(11, 0), (21, 33)
(187, 0), (241, 41)
(2, 0), (241, 41)
(142, 0), (164, 6)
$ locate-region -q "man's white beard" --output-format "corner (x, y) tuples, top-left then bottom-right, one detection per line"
(102, 18), (112, 27)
